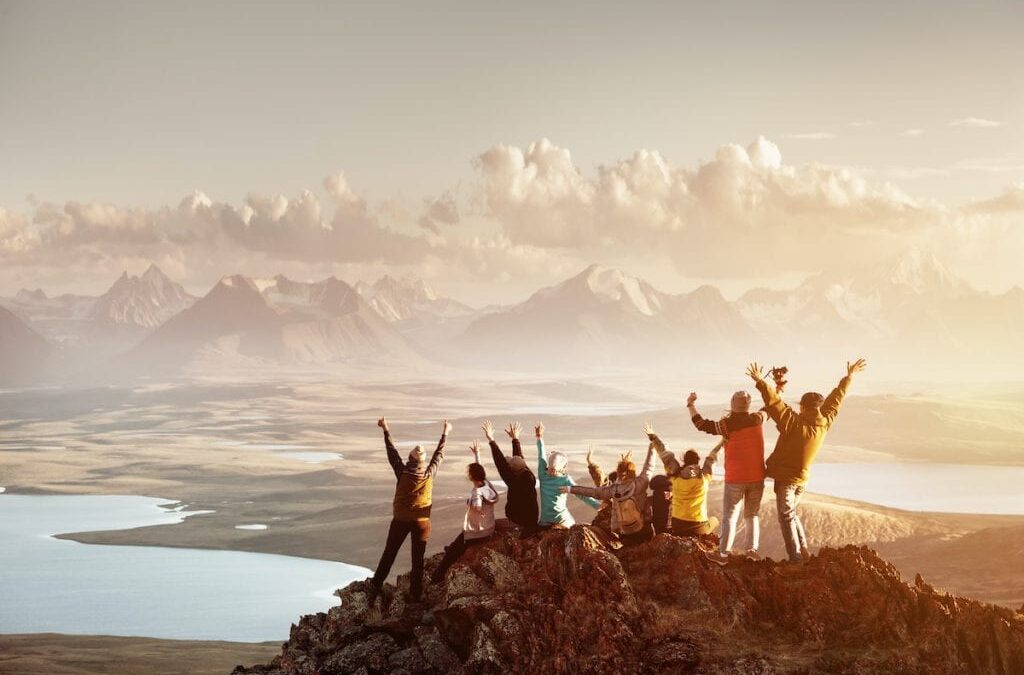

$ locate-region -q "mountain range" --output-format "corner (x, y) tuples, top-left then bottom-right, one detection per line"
(1, 249), (1021, 381)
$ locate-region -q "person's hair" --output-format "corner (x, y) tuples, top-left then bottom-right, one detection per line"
(608, 470), (619, 484)
(467, 462), (486, 483)
(407, 445), (424, 462)
(683, 449), (700, 466)
(615, 457), (637, 482)
(800, 392), (824, 409)
(547, 451), (568, 476)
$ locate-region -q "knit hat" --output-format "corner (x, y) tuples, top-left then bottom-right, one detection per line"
(800, 392), (825, 408)
(730, 390), (752, 413)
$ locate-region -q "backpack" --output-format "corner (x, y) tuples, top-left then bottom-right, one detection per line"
(611, 483), (645, 535)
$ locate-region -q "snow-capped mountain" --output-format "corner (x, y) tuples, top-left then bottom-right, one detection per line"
(131, 274), (419, 369)
(0, 305), (51, 384)
(355, 275), (475, 325)
(90, 264), (196, 329)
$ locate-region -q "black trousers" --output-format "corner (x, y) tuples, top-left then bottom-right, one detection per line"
(430, 532), (488, 582)
(371, 518), (431, 600)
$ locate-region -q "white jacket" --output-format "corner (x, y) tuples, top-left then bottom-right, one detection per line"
(463, 481), (499, 540)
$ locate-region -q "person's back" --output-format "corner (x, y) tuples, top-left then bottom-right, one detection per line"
(569, 445), (656, 543)
(464, 480), (499, 539)
(647, 424), (718, 537)
(535, 423), (599, 527)
(649, 474), (672, 534)
(483, 421), (539, 529)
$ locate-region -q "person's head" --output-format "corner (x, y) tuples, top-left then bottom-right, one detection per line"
(546, 451), (568, 477)
(407, 445), (425, 464)
(608, 470), (619, 484)
(682, 449), (700, 467)
(466, 462), (486, 484)
(799, 392), (824, 415)
(730, 390), (752, 414)
(615, 455), (637, 482)
(507, 454), (530, 475)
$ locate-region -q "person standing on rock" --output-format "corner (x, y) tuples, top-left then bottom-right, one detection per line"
(430, 440), (499, 583)
(647, 423), (720, 537)
(368, 416), (449, 604)
(482, 420), (539, 532)
(562, 442), (657, 545)
(747, 359), (867, 564)
(687, 390), (769, 565)
(535, 423), (600, 528)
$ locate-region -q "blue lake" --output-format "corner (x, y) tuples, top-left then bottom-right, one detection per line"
(0, 494), (369, 642)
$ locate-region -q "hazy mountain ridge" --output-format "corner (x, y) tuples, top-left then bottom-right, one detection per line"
(0, 304), (52, 385)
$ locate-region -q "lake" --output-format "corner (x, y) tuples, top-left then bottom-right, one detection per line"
(0, 494), (370, 642)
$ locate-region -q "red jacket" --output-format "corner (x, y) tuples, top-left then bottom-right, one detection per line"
(690, 409), (767, 483)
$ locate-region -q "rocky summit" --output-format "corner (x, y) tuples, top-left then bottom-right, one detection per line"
(234, 527), (1024, 674)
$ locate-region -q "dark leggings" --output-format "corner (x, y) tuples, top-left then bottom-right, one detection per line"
(371, 518), (431, 600)
(430, 532), (488, 582)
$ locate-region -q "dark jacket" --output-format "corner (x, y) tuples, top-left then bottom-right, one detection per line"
(649, 474), (672, 534)
(757, 376), (851, 486)
(386, 431), (445, 521)
(489, 439), (540, 528)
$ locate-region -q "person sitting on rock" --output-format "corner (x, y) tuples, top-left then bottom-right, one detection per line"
(747, 359), (867, 564)
(430, 440), (500, 583)
(562, 442), (657, 546)
(687, 390), (768, 566)
(649, 473), (673, 535)
(368, 416), (449, 604)
(646, 423), (719, 538)
(482, 420), (539, 532)
(535, 422), (600, 528)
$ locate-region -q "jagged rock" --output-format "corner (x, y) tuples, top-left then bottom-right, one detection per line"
(235, 526), (1024, 675)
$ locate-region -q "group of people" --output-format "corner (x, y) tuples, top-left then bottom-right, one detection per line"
(367, 358), (867, 603)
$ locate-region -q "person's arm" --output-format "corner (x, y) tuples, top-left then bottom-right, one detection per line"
(483, 421), (511, 479)
(701, 441), (722, 477)
(748, 362), (796, 433)
(426, 419), (451, 477)
(645, 423), (680, 475)
(566, 476), (601, 508)
(506, 422), (524, 458)
(821, 359), (866, 426)
(586, 446), (606, 486)
(468, 486), (483, 513)
(566, 482), (615, 500)
(379, 417), (403, 480)
(535, 423), (547, 475)
(686, 392), (722, 436)
(639, 443), (656, 482)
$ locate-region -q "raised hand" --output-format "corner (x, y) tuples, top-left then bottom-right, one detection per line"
(686, 392), (697, 406)
(505, 421), (521, 440)
(377, 416), (389, 432)
(469, 440), (481, 457)
(482, 420), (495, 442)
(534, 423), (545, 439)
(622, 449), (633, 462)
(586, 445), (594, 465)
(642, 422), (655, 438)
(443, 419), (453, 435)
(847, 358), (868, 377)
(746, 362), (765, 382)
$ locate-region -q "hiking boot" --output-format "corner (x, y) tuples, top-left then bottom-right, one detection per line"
(704, 550), (729, 567)
(800, 548), (812, 562)
(744, 549), (761, 561)
(365, 583), (381, 606)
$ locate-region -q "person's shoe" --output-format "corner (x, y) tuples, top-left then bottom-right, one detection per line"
(743, 549), (761, 561)
(704, 550), (729, 567)
(365, 583), (381, 606)
(800, 548), (812, 562)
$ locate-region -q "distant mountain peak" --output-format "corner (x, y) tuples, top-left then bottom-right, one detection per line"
(90, 265), (196, 328)
(357, 274), (472, 323)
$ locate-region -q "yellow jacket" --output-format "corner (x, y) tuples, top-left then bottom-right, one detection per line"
(650, 435), (715, 522)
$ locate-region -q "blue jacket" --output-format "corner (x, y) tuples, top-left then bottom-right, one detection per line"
(537, 439), (600, 526)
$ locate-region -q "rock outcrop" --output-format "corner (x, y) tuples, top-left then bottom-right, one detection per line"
(235, 527), (1024, 674)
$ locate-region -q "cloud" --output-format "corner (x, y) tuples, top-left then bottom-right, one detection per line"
(847, 121), (873, 128)
(966, 183), (1024, 214)
(902, 128), (926, 137)
(785, 132), (835, 140)
(949, 117), (1005, 128)
(417, 191), (460, 233)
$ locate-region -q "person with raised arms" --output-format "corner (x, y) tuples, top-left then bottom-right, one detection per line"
(646, 423), (719, 537)
(747, 358), (867, 564)
(535, 422), (600, 528)
(367, 416), (449, 604)
(482, 420), (539, 532)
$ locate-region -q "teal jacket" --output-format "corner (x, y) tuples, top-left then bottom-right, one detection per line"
(537, 439), (600, 526)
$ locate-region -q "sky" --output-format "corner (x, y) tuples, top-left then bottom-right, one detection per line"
(1, 0), (1022, 304)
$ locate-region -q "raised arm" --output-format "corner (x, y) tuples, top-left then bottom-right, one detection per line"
(425, 419), (451, 477)
(748, 362), (796, 433)
(507, 422), (524, 458)
(687, 392), (723, 436)
(638, 442), (656, 482)
(483, 420), (512, 480)
(379, 417), (403, 480)
(565, 476), (601, 508)
(645, 423), (680, 475)
(821, 359), (865, 426)
(586, 446), (607, 486)
(701, 440), (722, 477)
(568, 482), (615, 500)
(535, 423), (547, 475)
